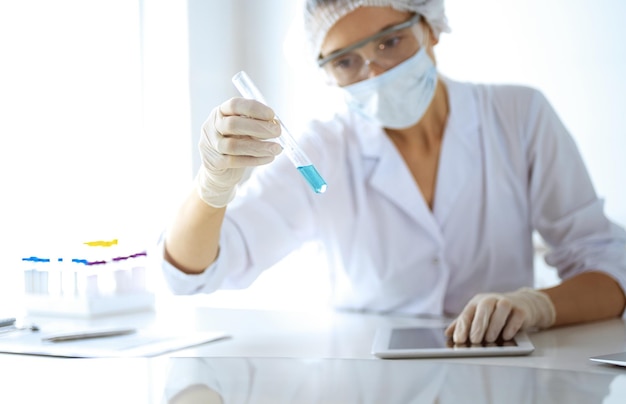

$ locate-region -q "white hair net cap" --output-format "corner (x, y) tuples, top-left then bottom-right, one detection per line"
(304, 0), (450, 60)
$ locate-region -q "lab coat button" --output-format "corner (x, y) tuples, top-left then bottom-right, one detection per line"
(432, 257), (440, 266)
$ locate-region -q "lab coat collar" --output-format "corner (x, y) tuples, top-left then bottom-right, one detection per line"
(432, 77), (481, 227)
(351, 77), (481, 243)
(349, 106), (443, 244)
(370, 137), (445, 245)
(351, 77), (479, 159)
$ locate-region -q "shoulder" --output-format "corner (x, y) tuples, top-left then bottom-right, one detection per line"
(446, 78), (559, 137)
(460, 79), (550, 114)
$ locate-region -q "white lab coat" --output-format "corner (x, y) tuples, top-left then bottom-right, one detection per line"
(161, 77), (626, 316)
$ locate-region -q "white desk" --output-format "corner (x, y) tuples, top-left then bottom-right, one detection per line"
(175, 306), (626, 374)
(1, 304), (625, 403)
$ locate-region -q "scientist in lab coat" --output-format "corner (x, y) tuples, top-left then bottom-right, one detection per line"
(160, 0), (626, 344)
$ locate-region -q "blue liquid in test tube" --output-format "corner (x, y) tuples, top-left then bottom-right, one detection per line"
(231, 71), (327, 194)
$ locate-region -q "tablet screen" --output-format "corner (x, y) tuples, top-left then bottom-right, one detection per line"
(389, 327), (518, 350)
(372, 326), (533, 358)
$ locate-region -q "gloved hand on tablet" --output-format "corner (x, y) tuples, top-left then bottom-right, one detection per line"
(445, 287), (556, 344)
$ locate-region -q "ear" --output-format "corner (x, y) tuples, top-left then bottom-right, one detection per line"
(426, 23), (438, 46)
(414, 20), (438, 47)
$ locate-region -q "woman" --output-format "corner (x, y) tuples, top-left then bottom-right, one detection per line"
(161, 0), (626, 344)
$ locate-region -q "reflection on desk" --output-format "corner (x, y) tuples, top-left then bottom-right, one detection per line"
(3, 306), (626, 403)
(162, 357), (620, 404)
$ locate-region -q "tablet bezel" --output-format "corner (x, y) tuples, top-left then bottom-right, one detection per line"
(371, 325), (535, 359)
(589, 352), (626, 367)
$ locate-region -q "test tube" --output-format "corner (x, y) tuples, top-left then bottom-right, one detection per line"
(231, 71), (327, 194)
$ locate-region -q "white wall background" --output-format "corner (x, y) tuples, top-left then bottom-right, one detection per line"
(0, 0), (192, 313)
(0, 0), (624, 312)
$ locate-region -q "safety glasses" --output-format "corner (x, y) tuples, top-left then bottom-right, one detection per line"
(317, 14), (422, 85)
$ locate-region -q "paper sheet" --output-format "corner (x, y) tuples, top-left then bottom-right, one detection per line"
(0, 328), (229, 357)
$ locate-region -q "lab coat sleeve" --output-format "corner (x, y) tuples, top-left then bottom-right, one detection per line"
(523, 89), (626, 291)
(158, 231), (224, 295)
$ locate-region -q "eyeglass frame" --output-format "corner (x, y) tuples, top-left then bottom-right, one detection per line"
(317, 13), (421, 68)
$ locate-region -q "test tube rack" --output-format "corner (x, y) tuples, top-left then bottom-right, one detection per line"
(23, 291), (155, 318)
(22, 243), (155, 318)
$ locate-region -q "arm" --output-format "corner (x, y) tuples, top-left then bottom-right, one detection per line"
(527, 89), (626, 326)
(163, 97), (281, 275)
(445, 271), (625, 344)
(447, 87), (626, 343)
(543, 270), (626, 326)
(164, 189), (225, 274)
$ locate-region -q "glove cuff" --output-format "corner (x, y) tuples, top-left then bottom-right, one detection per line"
(195, 167), (237, 208)
(511, 287), (557, 330)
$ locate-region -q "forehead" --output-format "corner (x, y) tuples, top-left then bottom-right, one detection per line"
(320, 6), (413, 56)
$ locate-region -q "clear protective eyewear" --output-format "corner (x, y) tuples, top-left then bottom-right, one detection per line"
(317, 14), (422, 86)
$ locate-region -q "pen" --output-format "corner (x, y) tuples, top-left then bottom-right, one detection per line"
(42, 328), (136, 343)
(0, 324), (39, 336)
(0, 318), (16, 328)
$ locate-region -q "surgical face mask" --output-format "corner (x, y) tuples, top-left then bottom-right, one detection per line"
(340, 46), (438, 129)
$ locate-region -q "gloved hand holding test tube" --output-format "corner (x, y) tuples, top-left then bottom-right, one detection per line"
(232, 71), (327, 194)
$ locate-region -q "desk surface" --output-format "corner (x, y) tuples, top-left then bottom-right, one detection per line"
(180, 306), (626, 374)
(1, 304), (626, 403)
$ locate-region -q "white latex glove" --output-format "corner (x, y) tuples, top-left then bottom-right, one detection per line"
(445, 287), (556, 344)
(196, 97), (283, 208)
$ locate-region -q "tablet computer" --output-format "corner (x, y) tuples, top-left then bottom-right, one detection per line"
(371, 326), (535, 359)
(589, 352), (626, 367)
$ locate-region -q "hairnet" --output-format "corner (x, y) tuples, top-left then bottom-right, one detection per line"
(303, 0), (450, 60)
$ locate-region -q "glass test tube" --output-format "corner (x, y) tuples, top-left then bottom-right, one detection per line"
(231, 71), (327, 194)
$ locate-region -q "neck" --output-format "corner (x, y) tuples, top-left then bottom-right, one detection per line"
(385, 78), (449, 150)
